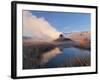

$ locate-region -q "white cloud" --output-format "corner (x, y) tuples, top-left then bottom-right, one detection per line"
(23, 11), (61, 41)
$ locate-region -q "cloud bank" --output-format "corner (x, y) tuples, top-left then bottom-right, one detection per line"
(23, 11), (61, 41)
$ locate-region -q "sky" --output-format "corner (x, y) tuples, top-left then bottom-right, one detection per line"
(23, 10), (90, 41)
(30, 10), (90, 33)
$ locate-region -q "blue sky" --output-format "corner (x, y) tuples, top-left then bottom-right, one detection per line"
(30, 10), (90, 33)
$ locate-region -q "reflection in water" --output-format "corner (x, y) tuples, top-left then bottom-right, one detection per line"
(45, 47), (90, 68)
(40, 47), (62, 65)
(23, 44), (90, 69)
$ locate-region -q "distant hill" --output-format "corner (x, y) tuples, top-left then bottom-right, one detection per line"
(65, 31), (90, 49)
(54, 38), (72, 42)
(23, 36), (32, 40)
(54, 31), (90, 50)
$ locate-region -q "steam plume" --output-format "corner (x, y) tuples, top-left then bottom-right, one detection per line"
(23, 11), (61, 41)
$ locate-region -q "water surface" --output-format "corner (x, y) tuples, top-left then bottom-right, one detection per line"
(23, 43), (90, 69)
